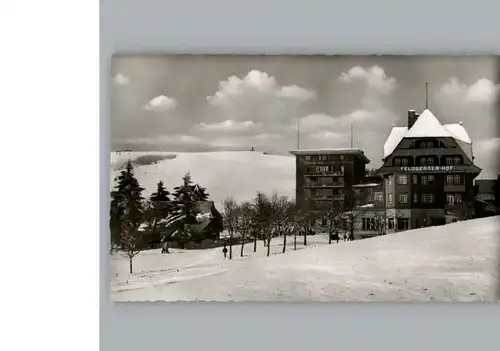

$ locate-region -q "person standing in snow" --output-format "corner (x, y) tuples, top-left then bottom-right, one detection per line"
(222, 242), (228, 259)
(161, 237), (169, 254)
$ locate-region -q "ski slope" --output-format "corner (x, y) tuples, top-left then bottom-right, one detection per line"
(109, 151), (296, 208)
(109, 216), (500, 302)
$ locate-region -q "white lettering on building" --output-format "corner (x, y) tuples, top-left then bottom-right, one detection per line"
(399, 166), (454, 172)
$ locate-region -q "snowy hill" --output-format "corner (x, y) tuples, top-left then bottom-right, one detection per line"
(110, 216), (500, 302)
(109, 151), (296, 208)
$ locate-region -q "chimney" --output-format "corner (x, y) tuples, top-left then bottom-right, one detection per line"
(408, 109), (418, 129)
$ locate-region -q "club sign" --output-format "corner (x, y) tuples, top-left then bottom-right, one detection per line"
(400, 166), (454, 172)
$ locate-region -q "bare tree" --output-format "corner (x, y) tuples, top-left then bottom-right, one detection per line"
(236, 201), (253, 257)
(372, 210), (388, 236)
(293, 218), (298, 251)
(295, 206), (314, 247)
(269, 193), (295, 254)
(341, 190), (362, 241)
(119, 219), (143, 274)
(223, 198), (238, 260)
(325, 201), (343, 244)
(252, 192), (273, 255)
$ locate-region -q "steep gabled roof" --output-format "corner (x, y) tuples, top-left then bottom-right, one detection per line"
(405, 110), (452, 139)
(384, 127), (408, 159)
(383, 109), (473, 158)
(442, 123), (472, 144)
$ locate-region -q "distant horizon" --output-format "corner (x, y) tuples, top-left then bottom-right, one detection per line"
(111, 55), (499, 179)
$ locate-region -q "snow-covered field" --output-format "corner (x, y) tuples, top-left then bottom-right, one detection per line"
(109, 151), (295, 208)
(109, 216), (500, 302)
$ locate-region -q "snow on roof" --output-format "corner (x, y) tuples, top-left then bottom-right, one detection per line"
(383, 109), (472, 158)
(290, 148), (364, 154)
(289, 148), (370, 163)
(383, 127), (408, 158)
(442, 123), (472, 144)
(405, 110), (452, 139)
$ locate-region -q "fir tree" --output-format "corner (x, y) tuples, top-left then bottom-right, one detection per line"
(172, 172), (199, 220)
(109, 160), (146, 273)
(167, 172), (201, 248)
(148, 180), (171, 237)
(191, 183), (210, 201)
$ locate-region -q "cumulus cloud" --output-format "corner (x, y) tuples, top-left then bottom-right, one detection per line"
(207, 70), (316, 106)
(339, 66), (397, 95)
(440, 77), (499, 104)
(205, 70), (316, 125)
(143, 95), (178, 112)
(298, 109), (376, 133)
(473, 137), (500, 178)
(113, 73), (130, 85)
(475, 137), (500, 154)
(196, 120), (262, 132)
(308, 131), (347, 140)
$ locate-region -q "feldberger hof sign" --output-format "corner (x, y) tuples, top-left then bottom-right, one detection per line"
(400, 166), (454, 172)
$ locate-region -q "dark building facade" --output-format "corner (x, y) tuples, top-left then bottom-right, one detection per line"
(289, 148), (372, 226)
(474, 178), (499, 217)
(377, 109), (481, 230)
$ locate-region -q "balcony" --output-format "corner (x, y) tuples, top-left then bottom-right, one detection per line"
(444, 184), (466, 192)
(306, 181), (344, 187)
(312, 195), (344, 201)
(305, 171), (344, 176)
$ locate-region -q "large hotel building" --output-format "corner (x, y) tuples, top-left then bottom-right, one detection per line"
(290, 108), (481, 235)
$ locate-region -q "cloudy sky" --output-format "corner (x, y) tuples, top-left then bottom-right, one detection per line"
(111, 55), (500, 178)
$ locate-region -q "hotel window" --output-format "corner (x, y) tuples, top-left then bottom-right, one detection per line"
(340, 155), (344, 161)
(412, 175), (418, 184)
(428, 175), (434, 183)
(397, 175), (408, 185)
(305, 155), (311, 161)
(445, 157), (453, 166)
(421, 175), (428, 185)
(375, 192), (384, 202)
(340, 165), (344, 173)
(419, 157), (427, 166)
(453, 156), (462, 165)
(427, 157), (435, 166)
(401, 158), (409, 166)
(426, 141), (434, 148)
(454, 174), (462, 185)
(455, 193), (463, 204)
(388, 175), (393, 186)
(446, 193), (455, 204)
(413, 193), (419, 203)
(422, 193), (434, 204)
(399, 192), (408, 204)
(446, 175), (454, 185)
(388, 193), (393, 204)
